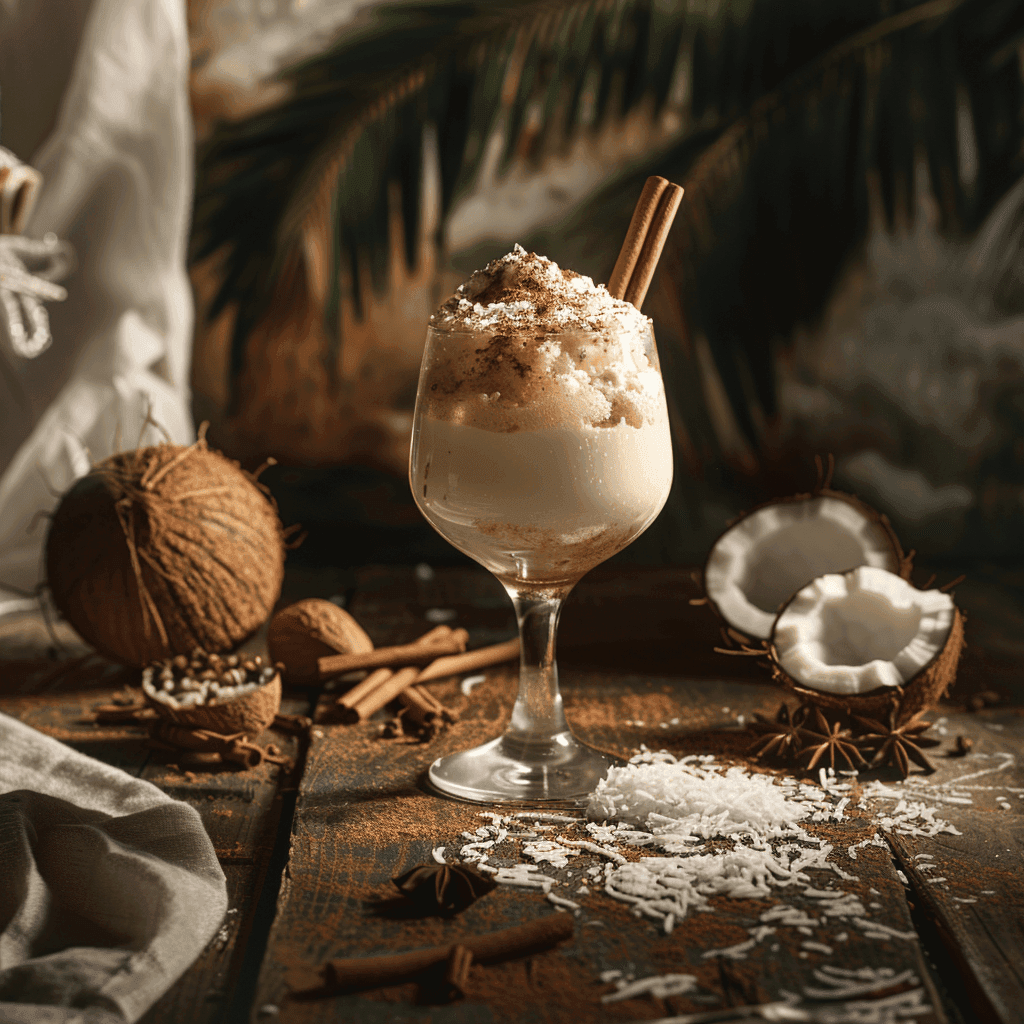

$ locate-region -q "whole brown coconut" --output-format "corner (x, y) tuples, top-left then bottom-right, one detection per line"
(45, 435), (286, 666)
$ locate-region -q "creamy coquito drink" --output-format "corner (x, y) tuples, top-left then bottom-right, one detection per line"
(411, 245), (673, 587)
(409, 239), (675, 803)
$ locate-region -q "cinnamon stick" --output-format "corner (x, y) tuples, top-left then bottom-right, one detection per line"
(339, 637), (518, 724)
(397, 685), (441, 725)
(318, 628), (469, 678)
(621, 181), (684, 311)
(440, 944), (473, 1001)
(336, 667), (394, 711)
(314, 914), (573, 994)
(348, 665), (420, 722)
(336, 627), (452, 710)
(607, 175), (669, 300)
(412, 624), (458, 646)
(399, 685), (458, 725)
(415, 637), (520, 683)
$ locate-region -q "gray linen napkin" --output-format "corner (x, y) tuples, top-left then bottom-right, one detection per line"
(0, 713), (228, 1023)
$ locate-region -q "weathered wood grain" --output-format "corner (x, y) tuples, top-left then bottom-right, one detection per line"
(249, 671), (949, 1023)
(0, 612), (312, 1024)
(250, 564), (947, 1023)
(5, 562), (1022, 1024)
(138, 694), (311, 1024)
(887, 712), (1024, 1024)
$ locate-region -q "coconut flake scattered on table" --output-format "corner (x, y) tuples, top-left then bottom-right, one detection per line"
(587, 750), (811, 843)
(443, 745), (1007, 1007)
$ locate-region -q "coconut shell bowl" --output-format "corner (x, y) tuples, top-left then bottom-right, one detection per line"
(141, 648), (282, 737)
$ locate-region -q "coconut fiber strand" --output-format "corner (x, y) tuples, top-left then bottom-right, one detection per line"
(46, 437), (286, 666)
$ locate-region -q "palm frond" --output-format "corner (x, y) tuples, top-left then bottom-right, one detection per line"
(660, 0), (1024, 459)
(193, 0), (923, 409)
(508, 0), (1024, 484)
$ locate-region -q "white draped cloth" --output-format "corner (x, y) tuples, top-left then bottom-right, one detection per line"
(0, 1), (216, 1016)
(0, 714), (227, 1023)
(0, 0), (195, 616)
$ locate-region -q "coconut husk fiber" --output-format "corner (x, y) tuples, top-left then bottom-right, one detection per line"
(45, 433), (286, 666)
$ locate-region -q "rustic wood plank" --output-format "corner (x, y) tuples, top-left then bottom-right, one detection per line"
(250, 669), (948, 1023)
(887, 711), (1024, 1024)
(0, 608), (313, 1024)
(252, 565), (947, 1023)
(141, 864), (258, 1023)
(7, 562), (1021, 1023)
(140, 695), (309, 1024)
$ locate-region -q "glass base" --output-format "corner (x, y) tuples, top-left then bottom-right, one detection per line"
(427, 731), (619, 804)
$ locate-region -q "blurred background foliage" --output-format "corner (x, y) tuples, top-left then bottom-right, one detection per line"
(188, 0), (1024, 574)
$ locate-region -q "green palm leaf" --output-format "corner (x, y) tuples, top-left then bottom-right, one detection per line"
(193, 0), (905, 410)
(666, 0), (1024, 458)
(193, 0), (1024, 454)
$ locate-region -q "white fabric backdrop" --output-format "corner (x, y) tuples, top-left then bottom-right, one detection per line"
(0, 0), (195, 617)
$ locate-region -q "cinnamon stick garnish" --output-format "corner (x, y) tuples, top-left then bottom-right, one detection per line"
(622, 180), (683, 310)
(318, 628), (469, 678)
(607, 174), (684, 312)
(308, 914), (573, 994)
(607, 175), (669, 300)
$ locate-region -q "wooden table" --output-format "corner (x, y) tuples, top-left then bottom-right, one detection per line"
(1, 564), (1022, 1024)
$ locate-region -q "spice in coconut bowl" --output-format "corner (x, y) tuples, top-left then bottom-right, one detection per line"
(142, 647), (282, 737)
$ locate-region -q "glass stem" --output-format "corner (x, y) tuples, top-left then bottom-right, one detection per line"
(504, 584), (575, 754)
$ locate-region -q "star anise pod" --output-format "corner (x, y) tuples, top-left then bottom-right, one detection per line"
(798, 708), (867, 771)
(392, 862), (497, 916)
(853, 706), (940, 777)
(747, 703), (807, 762)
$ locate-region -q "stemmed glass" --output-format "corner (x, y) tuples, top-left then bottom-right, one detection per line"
(409, 322), (674, 803)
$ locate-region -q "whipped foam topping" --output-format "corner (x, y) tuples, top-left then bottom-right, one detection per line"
(423, 246), (664, 432)
(430, 244), (651, 335)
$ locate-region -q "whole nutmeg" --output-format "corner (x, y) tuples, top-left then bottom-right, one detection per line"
(268, 599), (373, 683)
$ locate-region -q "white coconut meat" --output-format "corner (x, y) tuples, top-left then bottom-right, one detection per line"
(772, 566), (954, 695)
(704, 496), (901, 640)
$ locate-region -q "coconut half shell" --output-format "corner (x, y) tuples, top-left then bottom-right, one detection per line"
(767, 567), (965, 720)
(143, 672), (281, 737)
(702, 488), (912, 645)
